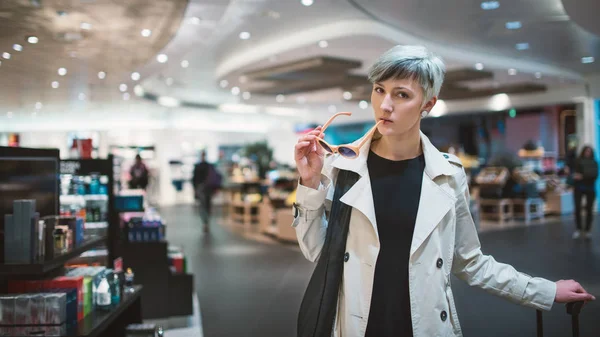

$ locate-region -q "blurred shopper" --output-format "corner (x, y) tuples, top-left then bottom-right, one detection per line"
(292, 45), (595, 337)
(193, 151), (222, 232)
(572, 145), (598, 240)
(129, 154), (149, 190)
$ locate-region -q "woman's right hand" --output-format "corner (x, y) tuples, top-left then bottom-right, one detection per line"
(295, 126), (325, 190)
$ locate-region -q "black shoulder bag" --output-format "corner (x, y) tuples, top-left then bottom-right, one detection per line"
(297, 169), (360, 337)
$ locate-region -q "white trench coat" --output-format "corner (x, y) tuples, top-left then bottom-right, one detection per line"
(292, 131), (556, 337)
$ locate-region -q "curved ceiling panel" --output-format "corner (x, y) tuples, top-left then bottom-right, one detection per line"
(348, 0), (599, 74)
(0, 0), (188, 106)
(561, 0), (600, 37)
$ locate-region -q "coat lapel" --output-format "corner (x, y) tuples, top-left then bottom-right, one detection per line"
(328, 130), (457, 249)
(329, 133), (379, 240)
(410, 133), (457, 256)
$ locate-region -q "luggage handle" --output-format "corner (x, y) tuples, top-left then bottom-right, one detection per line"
(536, 301), (585, 337)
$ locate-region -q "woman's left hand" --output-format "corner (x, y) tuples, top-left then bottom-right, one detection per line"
(555, 279), (596, 303)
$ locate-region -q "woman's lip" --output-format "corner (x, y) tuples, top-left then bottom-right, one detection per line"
(380, 118), (392, 123)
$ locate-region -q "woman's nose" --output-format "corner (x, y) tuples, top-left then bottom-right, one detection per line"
(380, 94), (393, 113)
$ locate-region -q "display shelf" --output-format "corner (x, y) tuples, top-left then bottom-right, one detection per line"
(70, 285), (143, 337)
(82, 195), (109, 201)
(0, 237), (106, 277)
(86, 222), (109, 229)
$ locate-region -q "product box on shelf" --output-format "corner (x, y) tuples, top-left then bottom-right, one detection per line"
(8, 276), (85, 321)
(0, 292), (67, 327)
(4, 200), (40, 264)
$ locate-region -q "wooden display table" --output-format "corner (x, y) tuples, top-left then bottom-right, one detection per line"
(545, 191), (574, 215)
(230, 200), (260, 226)
(480, 198), (513, 222)
(512, 198), (545, 224)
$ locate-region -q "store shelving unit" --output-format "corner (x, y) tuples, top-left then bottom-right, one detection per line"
(1, 146), (143, 337)
(0, 237), (106, 277)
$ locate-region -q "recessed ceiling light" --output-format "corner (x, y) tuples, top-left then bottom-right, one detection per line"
(301, 0), (314, 6)
(141, 29), (152, 37)
(515, 43), (529, 50)
(131, 72), (141, 81)
(156, 54), (168, 63)
(328, 105), (337, 113)
(276, 94), (285, 103)
(343, 91), (353, 100)
(190, 17), (201, 25)
(2, 52), (11, 60)
(505, 21), (521, 29)
(78, 93), (86, 100)
(508, 68), (517, 75)
(181, 60), (189, 68)
(480, 1), (499, 10)
(231, 86), (240, 95)
(318, 40), (328, 48)
(239, 32), (251, 40)
(165, 78), (174, 86)
(220, 80), (229, 88)
(581, 56), (595, 64)
(119, 84), (128, 92)
(359, 100), (369, 109)
(80, 22), (92, 30)
(7, 111), (13, 118)
(27, 36), (39, 44)
(58, 67), (67, 76)
(13, 44), (22, 52)
(242, 92), (251, 100)
(51, 81), (59, 89)
(35, 102), (42, 110)
(98, 71), (106, 79)
(134, 85), (145, 97)
(534, 72), (542, 79)
(158, 96), (180, 108)
(123, 93), (131, 101)
(475, 63), (484, 70)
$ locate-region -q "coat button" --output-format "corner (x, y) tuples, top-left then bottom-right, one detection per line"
(441, 310), (448, 322)
(436, 258), (443, 268)
(344, 252), (349, 262)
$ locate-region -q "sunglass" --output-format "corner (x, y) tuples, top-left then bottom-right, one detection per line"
(317, 112), (384, 159)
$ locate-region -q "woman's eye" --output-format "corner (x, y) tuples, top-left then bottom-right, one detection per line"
(374, 87), (384, 94)
(397, 92), (408, 98)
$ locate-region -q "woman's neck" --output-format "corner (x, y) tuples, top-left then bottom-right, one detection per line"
(371, 126), (422, 161)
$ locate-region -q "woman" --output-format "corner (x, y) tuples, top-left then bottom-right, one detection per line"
(292, 45), (595, 337)
(572, 145), (599, 240)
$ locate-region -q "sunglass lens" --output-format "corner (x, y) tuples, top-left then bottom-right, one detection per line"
(318, 139), (333, 153)
(339, 147), (357, 158)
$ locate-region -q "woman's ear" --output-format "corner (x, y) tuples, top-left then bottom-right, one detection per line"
(422, 96), (438, 113)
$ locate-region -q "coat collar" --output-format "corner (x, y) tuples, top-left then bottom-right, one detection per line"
(329, 129), (457, 255)
(329, 130), (456, 179)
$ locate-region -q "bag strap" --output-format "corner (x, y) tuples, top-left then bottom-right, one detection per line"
(307, 169), (360, 337)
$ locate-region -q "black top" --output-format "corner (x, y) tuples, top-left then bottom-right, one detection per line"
(364, 150), (425, 337)
(192, 162), (210, 187)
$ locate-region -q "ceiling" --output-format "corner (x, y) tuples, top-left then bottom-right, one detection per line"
(0, 0), (187, 107)
(0, 0), (599, 116)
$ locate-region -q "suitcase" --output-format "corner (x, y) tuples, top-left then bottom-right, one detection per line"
(536, 301), (585, 337)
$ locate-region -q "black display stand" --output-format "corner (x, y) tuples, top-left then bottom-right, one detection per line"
(0, 147), (143, 336)
(120, 241), (194, 319)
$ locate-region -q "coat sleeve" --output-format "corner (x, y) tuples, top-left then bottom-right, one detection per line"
(451, 168), (557, 311)
(291, 161), (337, 262)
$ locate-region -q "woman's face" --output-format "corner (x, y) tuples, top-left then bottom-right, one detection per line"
(370, 77), (435, 137)
(584, 148), (593, 158)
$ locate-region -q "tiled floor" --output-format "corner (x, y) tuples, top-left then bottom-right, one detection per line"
(160, 204), (600, 337)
